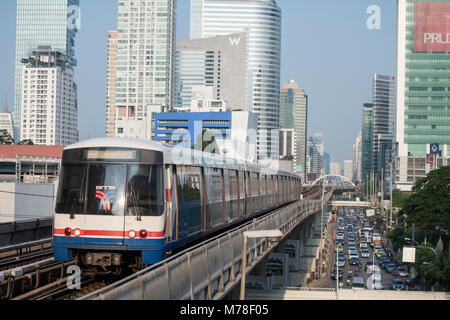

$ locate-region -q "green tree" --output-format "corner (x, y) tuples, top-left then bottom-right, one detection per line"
(401, 166), (450, 237)
(392, 167), (450, 291)
(18, 139), (34, 145)
(392, 189), (410, 208)
(192, 129), (220, 154)
(281, 155), (294, 161)
(0, 129), (14, 145)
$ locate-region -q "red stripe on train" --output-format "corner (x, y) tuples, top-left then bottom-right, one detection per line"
(54, 228), (165, 238)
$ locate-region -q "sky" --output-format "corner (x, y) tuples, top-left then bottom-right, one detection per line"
(0, 0), (397, 167)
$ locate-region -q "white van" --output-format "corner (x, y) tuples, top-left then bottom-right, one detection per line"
(351, 277), (365, 290)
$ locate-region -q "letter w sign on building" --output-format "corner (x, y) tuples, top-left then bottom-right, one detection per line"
(229, 37), (241, 46)
(414, 2), (450, 53)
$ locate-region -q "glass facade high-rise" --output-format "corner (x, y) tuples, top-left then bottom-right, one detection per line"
(396, 0), (450, 191)
(190, 0), (282, 160)
(361, 103), (374, 182)
(372, 74), (396, 190)
(14, 0), (79, 142)
(279, 81), (308, 177)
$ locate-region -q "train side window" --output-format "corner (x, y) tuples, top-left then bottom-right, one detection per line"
(176, 166), (202, 234)
(228, 170), (238, 219)
(238, 171), (245, 217)
(177, 166), (201, 202)
(205, 167), (224, 227)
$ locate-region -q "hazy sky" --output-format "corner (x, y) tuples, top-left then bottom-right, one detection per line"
(0, 0), (397, 167)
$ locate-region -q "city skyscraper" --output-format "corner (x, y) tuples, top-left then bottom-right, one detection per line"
(352, 131), (362, 183)
(279, 81), (308, 177)
(323, 152), (330, 175)
(306, 134), (324, 179)
(20, 48), (78, 145)
(396, 0), (450, 191)
(113, 0), (176, 140)
(0, 97), (14, 141)
(361, 103), (374, 182)
(14, 0), (79, 142)
(344, 159), (353, 181)
(174, 32), (248, 111)
(190, 0), (282, 160)
(106, 31), (118, 137)
(330, 162), (341, 176)
(372, 74), (396, 183)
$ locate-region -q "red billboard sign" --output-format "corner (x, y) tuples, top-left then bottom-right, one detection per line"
(414, 2), (450, 53)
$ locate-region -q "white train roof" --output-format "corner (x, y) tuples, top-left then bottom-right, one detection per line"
(64, 138), (300, 179)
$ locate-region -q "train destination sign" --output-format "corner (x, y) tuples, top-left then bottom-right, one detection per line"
(86, 149), (138, 161)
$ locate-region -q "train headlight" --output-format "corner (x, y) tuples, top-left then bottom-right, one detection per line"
(64, 228), (72, 237)
(139, 230), (148, 239)
(74, 229), (81, 237)
(128, 231), (136, 239)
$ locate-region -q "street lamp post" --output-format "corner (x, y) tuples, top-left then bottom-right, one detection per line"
(240, 230), (283, 300)
(336, 241), (341, 300)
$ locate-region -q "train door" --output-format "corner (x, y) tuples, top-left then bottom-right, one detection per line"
(176, 166), (203, 238)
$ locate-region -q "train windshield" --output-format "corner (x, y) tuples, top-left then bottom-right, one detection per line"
(127, 165), (164, 217)
(55, 164), (87, 215)
(87, 164), (127, 216)
(56, 163), (164, 216)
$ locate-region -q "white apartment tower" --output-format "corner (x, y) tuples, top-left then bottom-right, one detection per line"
(20, 49), (78, 145)
(114, 0), (176, 140)
(352, 131), (362, 183)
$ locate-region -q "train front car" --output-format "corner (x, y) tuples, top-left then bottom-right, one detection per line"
(52, 138), (169, 275)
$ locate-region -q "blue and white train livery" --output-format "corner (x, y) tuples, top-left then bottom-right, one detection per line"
(52, 138), (301, 274)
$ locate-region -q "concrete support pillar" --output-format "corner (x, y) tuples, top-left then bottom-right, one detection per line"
(298, 228), (305, 257)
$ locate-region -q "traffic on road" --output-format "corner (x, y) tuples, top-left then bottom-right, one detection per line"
(327, 206), (417, 291)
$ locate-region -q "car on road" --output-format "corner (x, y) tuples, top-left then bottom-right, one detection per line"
(391, 279), (405, 290)
(361, 249), (370, 258)
(331, 268), (344, 280)
(404, 275), (417, 286)
(392, 268), (409, 278)
(337, 258), (345, 268)
(360, 242), (367, 249)
(349, 257), (360, 266)
(351, 277), (366, 290)
(385, 263), (397, 274)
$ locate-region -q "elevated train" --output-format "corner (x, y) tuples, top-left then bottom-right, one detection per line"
(52, 138), (302, 274)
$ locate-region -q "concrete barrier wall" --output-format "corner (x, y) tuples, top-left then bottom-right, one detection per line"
(246, 287), (450, 300)
(84, 195), (334, 300)
(0, 218), (52, 247)
(0, 183), (56, 224)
